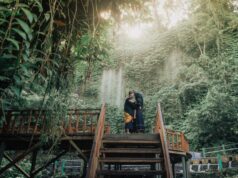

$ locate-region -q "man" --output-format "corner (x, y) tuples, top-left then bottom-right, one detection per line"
(124, 91), (136, 133)
(133, 91), (144, 133)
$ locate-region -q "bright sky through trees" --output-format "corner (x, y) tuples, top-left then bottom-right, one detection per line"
(100, 0), (189, 39)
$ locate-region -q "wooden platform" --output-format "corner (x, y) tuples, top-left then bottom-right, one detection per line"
(0, 104), (191, 178)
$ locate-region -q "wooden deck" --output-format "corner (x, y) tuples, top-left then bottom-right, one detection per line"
(0, 104), (190, 178)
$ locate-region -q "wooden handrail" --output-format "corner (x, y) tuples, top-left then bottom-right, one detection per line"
(166, 129), (189, 152)
(154, 103), (173, 178)
(86, 103), (106, 178)
(0, 109), (101, 135)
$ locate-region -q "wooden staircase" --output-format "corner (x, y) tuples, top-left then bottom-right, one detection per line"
(86, 104), (175, 178)
(97, 134), (165, 178)
(0, 103), (189, 178)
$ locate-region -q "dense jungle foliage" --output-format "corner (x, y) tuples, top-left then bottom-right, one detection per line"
(1, 0), (238, 178)
(0, 0), (238, 151)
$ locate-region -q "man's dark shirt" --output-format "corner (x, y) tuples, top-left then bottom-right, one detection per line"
(135, 92), (143, 108)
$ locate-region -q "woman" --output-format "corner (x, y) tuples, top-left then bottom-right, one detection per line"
(124, 91), (136, 133)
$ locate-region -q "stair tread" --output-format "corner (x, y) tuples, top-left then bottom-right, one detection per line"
(99, 157), (163, 163)
(103, 140), (160, 144)
(97, 170), (164, 175)
(103, 134), (160, 141)
(101, 148), (161, 153)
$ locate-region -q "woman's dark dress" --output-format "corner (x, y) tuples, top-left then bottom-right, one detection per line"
(124, 98), (136, 132)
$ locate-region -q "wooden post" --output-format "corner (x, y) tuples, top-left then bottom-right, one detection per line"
(182, 156), (190, 178)
(186, 159), (191, 178)
(83, 114), (86, 133)
(182, 156), (187, 178)
(172, 163), (176, 178)
(0, 142), (5, 166)
(27, 110), (32, 133)
(30, 150), (38, 178)
(76, 110), (79, 132)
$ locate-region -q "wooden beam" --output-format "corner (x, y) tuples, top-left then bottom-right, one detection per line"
(61, 128), (88, 161)
(68, 139), (87, 161)
(3, 153), (30, 178)
(31, 150), (67, 176)
(0, 142), (5, 166)
(30, 150), (38, 178)
(0, 143), (41, 175)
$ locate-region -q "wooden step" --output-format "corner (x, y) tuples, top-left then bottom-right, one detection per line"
(99, 158), (163, 163)
(97, 170), (164, 176)
(100, 148), (161, 154)
(103, 140), (160, 144)
(103, 134), (160, 141)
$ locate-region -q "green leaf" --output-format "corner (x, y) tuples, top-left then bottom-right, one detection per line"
(33, 14), (38, 22)
(15, 18), (32, 37)
(10, 86), (21, 97)
(21, 8), (34, 23)
(13, 75), (21, 85)
(0, 18), (8, 24)
(22, 54), (29, 62)
(0, 7), (11, 12)
(33, 0), (43, 12)
(20, 64), (29, 75)
(44, 13), (50, 21)
(0, 30), (5, 35)
(6, 38), (20, 50)
(0, 76), (10, 81)
(28, 33), (33, 40)
(0, 54), (17, 60)
(18, 3), (29, 8)
(12, 28), (27, 40)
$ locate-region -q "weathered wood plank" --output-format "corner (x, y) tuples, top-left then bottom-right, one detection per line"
(99, 157), (163, 163)
(97, 170), (164, 175)
(100, 148), (161, 154)
(86, 104), (106, 178)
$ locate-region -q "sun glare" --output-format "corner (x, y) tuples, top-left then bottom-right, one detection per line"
(114, 0), (188, 40)
(120, 23), (153, 39)
(155, 0), (188, 28)
(100, 11), (111, 20)
(125, 25), (142, 39)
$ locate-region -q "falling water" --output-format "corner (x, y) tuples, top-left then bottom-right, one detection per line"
(100, 67), (124, 107)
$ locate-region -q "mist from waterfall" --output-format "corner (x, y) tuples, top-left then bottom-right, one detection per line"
(100, 68), (124, 107)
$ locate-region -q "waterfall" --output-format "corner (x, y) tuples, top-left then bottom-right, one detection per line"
(100, 67), (124, 107)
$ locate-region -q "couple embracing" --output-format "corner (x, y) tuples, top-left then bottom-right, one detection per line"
(124, 90), (144, 133)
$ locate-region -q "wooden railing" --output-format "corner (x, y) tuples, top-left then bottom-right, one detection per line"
(86, 103), (106, 178)
(167, 129), (189, 153)
(0, 109), (104, 135)
(154, 104), (189, 154)
(154, 103), (173, 178)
